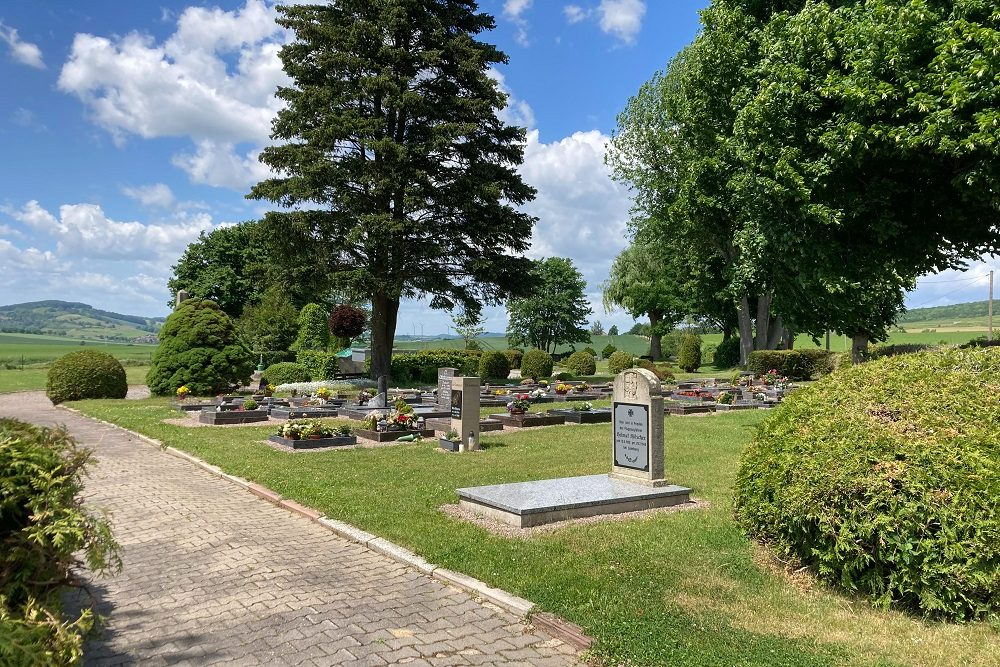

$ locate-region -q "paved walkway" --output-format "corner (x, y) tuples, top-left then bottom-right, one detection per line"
(0, 392), (579, 666)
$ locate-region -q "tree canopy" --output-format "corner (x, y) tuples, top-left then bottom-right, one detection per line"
(248, 1), (536, 380)
(507, 257), (592, 353)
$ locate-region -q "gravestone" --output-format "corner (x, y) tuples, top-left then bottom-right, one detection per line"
(610, 367), (666, 487)
(437, 367), (457, 412)
(449, 376), (481, 451)
(372, 374), (389, 408)
(175, 289), (188, 308)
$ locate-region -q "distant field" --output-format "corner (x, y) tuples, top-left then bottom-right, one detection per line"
(394, 334), (650, 356)
(0, 366), (151, 394)
(0, 333), (157, 366)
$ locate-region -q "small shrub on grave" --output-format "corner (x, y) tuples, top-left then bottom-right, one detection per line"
(263, 362), (312, 386)
(0, 419), (120, 664)
(565, 351), (597, 376)
(46, 350), (128, 405)
(520, 349), (554, 380)
(242, 398), (258, 411)
(734, 347), (1000, 621)
(504, 348), (524, 370)
(601, 344), (617, 359)
(713, 336), (741, 369)
(582, 346), (597, 357)
(478, 351), (511, 380)
(147, 298), (253, 396)
(676, 334), (702, 372)
(607, 350), (635, 375)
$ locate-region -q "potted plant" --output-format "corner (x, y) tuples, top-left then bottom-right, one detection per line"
(242, 398), (258, 411)
(316, 386), (331, 401)
(439, 429), (461, 451)
(387, 412), (416, 431)
(717, 391), (735, 405)
(360, 411), (380, 431)
(176, 385), (190, 401)
(577, 382), (591, 392)
(554, 383), (571, 395)
(507, 394), (531, 414)
(572, 401), (594, 412)
(264, 383), (275, 397)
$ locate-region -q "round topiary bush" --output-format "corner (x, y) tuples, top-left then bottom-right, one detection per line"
(46, 350), (127, 405)
(734, 347), (1000, 621)
(607, 350), (634, 375)
(147, 298), (254, 396)
(520, 349), (553, 380)
(504, 348), (523, 370)
(263, 362), (312, 386)
(565, 351), (597, 376)
(677, 333), (702, 372)
(601, 343), (617, 359)
(478, 351), (510, 380)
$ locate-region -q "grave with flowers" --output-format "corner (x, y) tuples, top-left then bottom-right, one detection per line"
(355, 410), (435, 442)
(268, 419), (357, 449)
(548, 401), (613, 424)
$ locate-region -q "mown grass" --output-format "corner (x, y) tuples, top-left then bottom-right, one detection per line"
(0, 366), (150, 394)
(70, 397), (1000, 667)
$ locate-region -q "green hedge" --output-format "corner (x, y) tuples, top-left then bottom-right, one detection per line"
(46, 350), (128, 405)
(388, 349), (482, 383)
(734, 348), (1000, 620)
(564, 351), (597, 376)
(746, 348), (834, 380)
(478, 351), (511, 380)
(0, 419), (120, 665)
(296, 350), (342, 380)
(520, 349), (554, 380)
(263, 362), (312, 386)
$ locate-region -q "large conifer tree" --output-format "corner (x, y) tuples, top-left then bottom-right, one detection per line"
(249, 1), (536, 379)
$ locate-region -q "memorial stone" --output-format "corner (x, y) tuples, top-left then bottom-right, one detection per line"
(450, 376), (481, 451)
(610, 368), (666, 487)
(437, 367), (456, 412)
(372, 374), (389, 408)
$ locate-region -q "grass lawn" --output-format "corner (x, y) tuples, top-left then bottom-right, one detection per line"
(70, 397), (999, 667)
(0, 366), (150, 394)
(0, 333), (157, 366)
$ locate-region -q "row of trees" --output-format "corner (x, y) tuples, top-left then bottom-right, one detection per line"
(604, 0), (1000, 364)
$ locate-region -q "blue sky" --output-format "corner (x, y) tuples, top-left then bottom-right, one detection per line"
(0, 0), (995, 336)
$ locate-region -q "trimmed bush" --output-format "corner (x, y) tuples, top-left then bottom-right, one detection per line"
(582, 346), (597, 357)
(607, 350), (634, 375)
(565, 351), (597, 376)
(385, 349), (482, 383)
(328, 304), (366, 340)
(714, 336), (741, 369)
(293, 303), (330, 351)
(147, 299), (253, 396)
(296, 350), (341, 380)
(263, 362), (312, 386)
(601, 344), (617, 359)
(677, 333), (702, 372)
(478, 351), (511, 380)
(734, 348), (1000, 620)
(46, 350), (127, 405)
(747, 349), (834, 381)
(520, 349), (554, 380)
(0, 419), (120, 664)
(504, 348), (523, 370)
(637, 358), (674, 382)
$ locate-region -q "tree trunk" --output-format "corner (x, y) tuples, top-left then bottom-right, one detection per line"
(649, 311), (663, 360)
(766, 314), (784, 350)
(370, 292), (400, 381)
(755, 294), (772, 351)
(737, 296), (754, 368)
(782, 327), (795, 350)
(850, 333), (869, 365)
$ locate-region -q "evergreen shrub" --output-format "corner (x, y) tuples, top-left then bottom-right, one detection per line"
(713, 336), (741, 369)
(677, 333), (702, 372)
(46, 350), (127, 405)
(520, 349), (554, 380)
(263, 362), (312, 386)
(601, 344), (617, 359)
(734, 348), (1000, 620)
(478, 351), (510, 380)
(504, 348), (523, 370)
(565, 351), (597, 376)
(607, 350), (634, 375)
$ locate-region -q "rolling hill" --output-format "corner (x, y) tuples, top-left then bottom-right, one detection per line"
(0, 301), (164, 342)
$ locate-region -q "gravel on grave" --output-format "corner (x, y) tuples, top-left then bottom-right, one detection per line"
(440, 497), (709, 538)
(126, 385), (151, 400)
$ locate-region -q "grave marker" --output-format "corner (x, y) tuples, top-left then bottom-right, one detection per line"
(610, 368), (666, 487)
(450, 376), (481, 451)
(437, 367), (456, 412)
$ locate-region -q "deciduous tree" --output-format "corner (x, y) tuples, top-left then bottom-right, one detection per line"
(506, 257), (591, 353)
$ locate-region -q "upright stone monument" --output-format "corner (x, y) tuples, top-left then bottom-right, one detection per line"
(437, 367), (456, 412)
(372, 374), (389, 408)
(610, 368), (666, 487)
(175, 289), (189, 308)
(450, 377), (481, 451)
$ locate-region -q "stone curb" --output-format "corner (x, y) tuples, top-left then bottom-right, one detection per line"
(54, 405), (566, 627)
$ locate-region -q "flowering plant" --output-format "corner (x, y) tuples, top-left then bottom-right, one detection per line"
(761, 369), (787, 385)
(529, 388), (546, 399)
(360, 411), (381, 430)
(717, 391), (735, 405)
(754, 391), (767, 402)
(555, 383), (572, 393)
(493, 389), (510, 396)
(573, 401), (593, 411)
(316, 387), (331, 399)
(507, 394), (531, 412)
(357, 390), (372, 404)
(265, 383), (276, 396)
(576, 382), (590, 391)
(387, 412), (417, 431)
(176, 385), (190, 400)
(538, 379), (549, 387)
(279, 419), (332, 439)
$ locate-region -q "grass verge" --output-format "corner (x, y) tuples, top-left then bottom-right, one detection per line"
(70, 398), (999, 667)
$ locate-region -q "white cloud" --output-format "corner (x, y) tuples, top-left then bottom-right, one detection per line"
(564, 5), (591, 24)
(57, 0), (288, 187)
(599, 0), (646, 44)
(172, 139), (272, 190)
(0, 239), (58, 272)
(7, 200), (213, 260)
(518, 128), (631, 300)
(122, 183), (176, 209)
(0, 21), (44, 69)
(503, 0), (532, 47)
